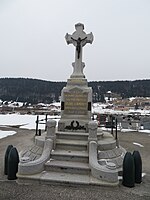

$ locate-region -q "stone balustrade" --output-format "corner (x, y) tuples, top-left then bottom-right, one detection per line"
(88, 121), (98, 142)
(46, 119), (57, 149)
(89, 141), (118, 185)
(18, 139), (53, 175)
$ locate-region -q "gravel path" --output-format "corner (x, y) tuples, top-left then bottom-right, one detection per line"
(0, 127), (150, 200)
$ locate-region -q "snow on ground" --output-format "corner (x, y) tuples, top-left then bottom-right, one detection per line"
(133, 142), (144, 147)
(119, 129), (138, 133)
(138, 129), (150, 134)
(0, 114), (37, 129)
(0, 130), (16, 139)
(0, 114), (60, 129)
(0, 114), (60, 139)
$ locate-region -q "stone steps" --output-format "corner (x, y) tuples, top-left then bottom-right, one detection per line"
(51, 149), (89, 163)
(57, 131), (88, 140)
(40, 171), (117, 186)
(18, 171), (118, 186)
(56, 139), (88, 151)
(45, 160), (90, 175)
(40, 171), (90, 185)
(56, 131), (103, 140)
(17, 130), (123, 186)
(45, 133), (90, 175)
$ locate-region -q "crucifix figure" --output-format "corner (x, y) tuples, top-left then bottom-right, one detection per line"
(71, 36), (87, 59)
(65, 23), (94, 78)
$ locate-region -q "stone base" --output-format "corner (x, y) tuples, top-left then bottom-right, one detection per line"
(17, 129), (125, 186)
(58, 118), (90, 132)
(59, 79), (92, 132)
(67, 78), (88, 87)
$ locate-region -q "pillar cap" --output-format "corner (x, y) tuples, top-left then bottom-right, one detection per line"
(47, 119), (56, 127)
(88, 121), (98, 129)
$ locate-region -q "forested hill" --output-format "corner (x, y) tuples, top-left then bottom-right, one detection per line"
(0, 78), (150, 104)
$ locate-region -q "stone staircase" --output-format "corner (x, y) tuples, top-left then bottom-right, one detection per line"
(44, 131), (91, 183)
(17, 129), (124, 186)
(40, 130), (120, 186)
(44, 130), (106, 176)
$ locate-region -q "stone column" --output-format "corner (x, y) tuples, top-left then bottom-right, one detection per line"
(46, 120), (56, 149)
(88, 121), (98, 142)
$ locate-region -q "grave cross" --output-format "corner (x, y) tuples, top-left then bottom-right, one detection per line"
(65, 23), (93, 78)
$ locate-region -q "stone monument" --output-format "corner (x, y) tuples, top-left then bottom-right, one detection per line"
(58, 23), (94, 132)
(17, 23), (126, 186)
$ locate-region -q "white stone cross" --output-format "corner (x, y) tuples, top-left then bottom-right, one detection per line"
(65, 23), (93, 78)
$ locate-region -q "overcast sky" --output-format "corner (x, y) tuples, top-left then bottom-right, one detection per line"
(0, 0), (150, 81)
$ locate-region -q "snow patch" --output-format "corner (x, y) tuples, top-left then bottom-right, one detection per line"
(133, 142), (144, 147)
(0, 130), (16, 139)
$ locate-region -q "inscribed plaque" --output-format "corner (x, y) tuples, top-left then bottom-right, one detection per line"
(64, 89), (88, 115)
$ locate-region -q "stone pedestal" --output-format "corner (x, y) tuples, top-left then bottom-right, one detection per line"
(58, 77), (92, 132)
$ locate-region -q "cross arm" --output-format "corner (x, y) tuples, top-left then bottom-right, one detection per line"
(86, 32), (94, 44)
(65, 33), (73, 45)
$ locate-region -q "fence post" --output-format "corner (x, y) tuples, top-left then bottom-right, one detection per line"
(35, 115), (39, 136)
(115, 118), (119, 147)
(45, 114), (48, 131)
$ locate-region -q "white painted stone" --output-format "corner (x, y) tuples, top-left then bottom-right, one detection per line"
(17, 23), (126, 186)
(18, 139), (53, 175)
(89, 141), (118, 184)
(46, 119), (56, 148)
(58, 23), (93, 131)
(106, 162), (116, 170)
(46, 119), (56, 137)
(35, 133), (46, 148)
(88, 121), (98, 142)
(58, 86), (92, 131)
(65, 23), (93, 78)
(20, 157), (30, 163)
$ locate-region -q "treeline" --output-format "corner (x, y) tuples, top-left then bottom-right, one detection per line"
(0, 78), (150, 104)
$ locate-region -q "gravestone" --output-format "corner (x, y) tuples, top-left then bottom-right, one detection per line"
(143, 121), (150, 130)
(58, 23), (94, 132)
(141, 116), (150, 130)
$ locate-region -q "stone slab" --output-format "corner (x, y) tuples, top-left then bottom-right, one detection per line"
(40, 171), (90, 185)
(45, 160), (89, 169)
(18, 171), (119, 186)
(56, 139), (88, 151)
(45, 160), (90, 174)
(51, 149), (88, 157)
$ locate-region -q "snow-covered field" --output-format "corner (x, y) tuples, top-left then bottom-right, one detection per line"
(0, 114), (60, 139)
(0, 130), (16, 139)
(0, 114), (38, 129)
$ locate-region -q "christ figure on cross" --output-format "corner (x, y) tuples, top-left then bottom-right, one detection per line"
(65, 23), (94, 78)
(71, 36), (87, 59)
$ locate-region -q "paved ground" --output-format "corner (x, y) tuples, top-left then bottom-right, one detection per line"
(0, 127), (150, 200)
